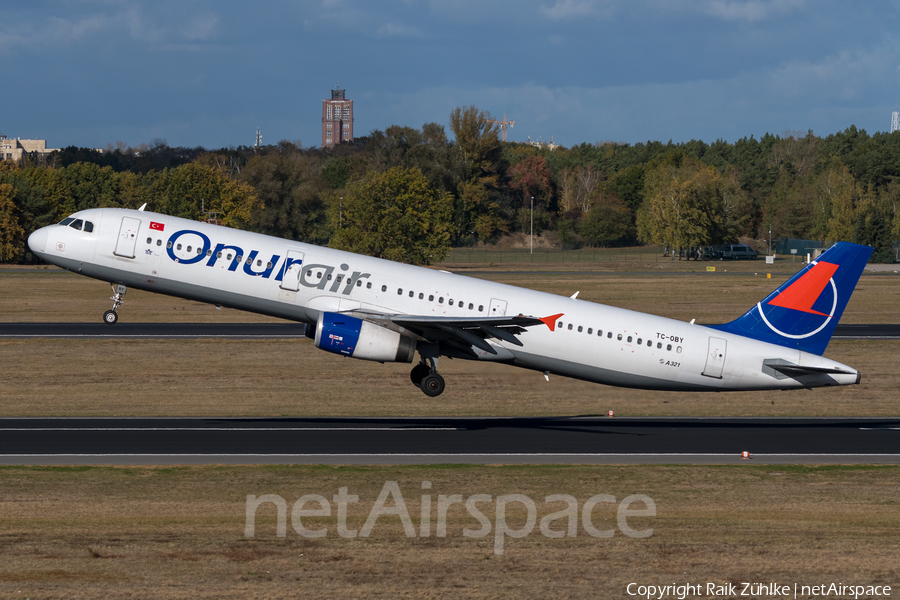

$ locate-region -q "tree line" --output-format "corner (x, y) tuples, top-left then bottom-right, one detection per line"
(2, 108), (898, 264)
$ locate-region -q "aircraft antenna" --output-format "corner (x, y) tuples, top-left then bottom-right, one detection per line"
(201, 199), (221, 226)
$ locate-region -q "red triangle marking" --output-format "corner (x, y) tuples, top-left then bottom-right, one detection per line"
(539, 313), (564, 331)
(767, 261), (838, 316)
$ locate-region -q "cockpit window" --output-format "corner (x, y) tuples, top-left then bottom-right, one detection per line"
(70, 219), (84, 231)
(59, 217), (75, 226)
(83, 221), (94, 233)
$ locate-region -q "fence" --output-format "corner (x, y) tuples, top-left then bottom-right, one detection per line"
(445, 247), (666, 264)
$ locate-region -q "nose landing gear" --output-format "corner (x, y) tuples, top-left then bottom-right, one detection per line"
(103, 284), (127, 325)
(410, 356), (445, 397)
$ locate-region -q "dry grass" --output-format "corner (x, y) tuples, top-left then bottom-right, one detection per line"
(0, 338), (896, 417)
(0, 464), (897, 598)
(0, 267), (898, 417)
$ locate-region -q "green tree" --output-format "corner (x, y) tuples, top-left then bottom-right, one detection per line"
(853, 192), (895, 263)
(579, 194), (635, 247)
(824, 160), (860, 242)
(0, 183), (25, 263)
(637, 157), (747, 257)
(449, 106), (501, 178)
(329, 167), (453, 265)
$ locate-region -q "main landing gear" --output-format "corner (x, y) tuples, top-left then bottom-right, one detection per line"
(410, 356), (445, 397)
(103, 284), (127, 325)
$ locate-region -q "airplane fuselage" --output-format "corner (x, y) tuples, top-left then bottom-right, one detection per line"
(27, 208), (862, 394)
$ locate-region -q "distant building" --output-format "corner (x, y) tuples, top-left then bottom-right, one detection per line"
(523, 135), (561, 151)
(1, 136), (59, 162)
(322, 86), (354, 148)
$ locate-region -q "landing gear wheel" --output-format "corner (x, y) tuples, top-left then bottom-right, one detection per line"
(410, 363), (430, 386)
(420, 373), (445, 397)
(104, 284), (127, 325)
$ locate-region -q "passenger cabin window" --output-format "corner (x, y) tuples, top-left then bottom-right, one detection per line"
(381, 285), (387, 292)
(429, 295), (434, 301)
(578, 326), (583, 332)
(438, 297), (444, 304)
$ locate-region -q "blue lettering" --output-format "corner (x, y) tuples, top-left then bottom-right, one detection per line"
(276, 257), (307, 282)
(166, 230), (211, 265)
(243, 250), (281, 278)
(207, 243), (244, 272)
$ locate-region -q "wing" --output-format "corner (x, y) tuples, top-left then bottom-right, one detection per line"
(346, 310), (562, 359)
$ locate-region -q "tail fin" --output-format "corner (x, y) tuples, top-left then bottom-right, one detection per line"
(709, 242), (872, 355)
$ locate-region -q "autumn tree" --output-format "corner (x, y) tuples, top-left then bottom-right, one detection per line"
(0, 183), (25, 263)
(449, 106), (501, 178)
(637, 156), (749, 257)
(329, 167), (453, 265)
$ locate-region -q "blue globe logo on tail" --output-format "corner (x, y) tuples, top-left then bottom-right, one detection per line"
(757, 259), (838, 340)
(710, 242), (873, 355)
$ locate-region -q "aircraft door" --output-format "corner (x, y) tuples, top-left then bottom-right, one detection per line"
(488, 298), (508, 316)
(114, 217), (141, 258)
(702, 337), (727, 379)
(279, 250), (305, 291)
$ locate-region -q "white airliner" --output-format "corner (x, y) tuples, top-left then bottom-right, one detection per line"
(27, 206), (873, 397)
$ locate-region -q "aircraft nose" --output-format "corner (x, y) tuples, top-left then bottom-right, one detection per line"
(27, 227), (49, 255)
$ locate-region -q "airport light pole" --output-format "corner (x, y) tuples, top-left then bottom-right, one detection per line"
(768, 224), (772, 256)
(530, 196), (534, 255)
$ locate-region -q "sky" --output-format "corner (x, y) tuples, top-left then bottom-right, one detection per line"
(4, 0), (900, 150)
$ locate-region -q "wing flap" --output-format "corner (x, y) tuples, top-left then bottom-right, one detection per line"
(342, 310), (558, 356)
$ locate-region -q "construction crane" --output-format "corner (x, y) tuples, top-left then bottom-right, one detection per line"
(483, 113), (515, 142)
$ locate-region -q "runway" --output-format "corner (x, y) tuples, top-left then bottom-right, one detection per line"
(1, 322), (899, 339)
(1, 417), (898, 465)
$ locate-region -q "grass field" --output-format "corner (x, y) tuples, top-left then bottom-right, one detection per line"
(0, 260), (897, 597)
(0, 464), (898, 599)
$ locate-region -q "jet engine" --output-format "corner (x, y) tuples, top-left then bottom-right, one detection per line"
(313, 311), (416, 363)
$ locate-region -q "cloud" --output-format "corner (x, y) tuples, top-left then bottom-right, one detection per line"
(370, 44), (897, 147)
(375, 22), (423, 38)
(0, 4), (219, 53)
(539, 0), (618, 21)
(699, 0), (806, 22)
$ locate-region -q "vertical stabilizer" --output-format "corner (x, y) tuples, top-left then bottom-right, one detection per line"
(709, 242), (872, 355)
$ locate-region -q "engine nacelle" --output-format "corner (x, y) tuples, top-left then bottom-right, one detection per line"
(314, 312), (416, 363)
